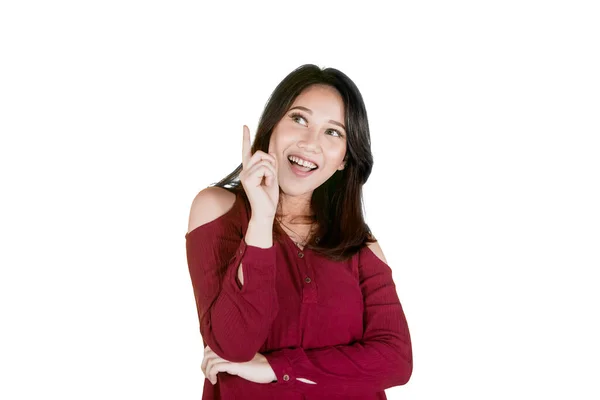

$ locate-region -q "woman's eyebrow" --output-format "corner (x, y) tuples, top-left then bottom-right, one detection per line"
(289, 106), (346, 130)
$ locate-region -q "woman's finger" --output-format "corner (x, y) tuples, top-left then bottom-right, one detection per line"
(242, 125), (252, 170)
(242, 160), (276, 186)
(202, 346), (222, 376)
(265, 152), (278, 187)
(206, 359), (231, 385)
(245, 150), (276, 172)
(201, 346), (214, 374)
(269, 152), (277, 169)
(245, 159), (276, 177)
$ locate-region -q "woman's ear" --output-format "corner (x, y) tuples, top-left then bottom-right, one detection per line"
(337, 153), (347, 170)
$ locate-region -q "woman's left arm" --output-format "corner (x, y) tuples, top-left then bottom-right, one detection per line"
(262, 241), (413, 397)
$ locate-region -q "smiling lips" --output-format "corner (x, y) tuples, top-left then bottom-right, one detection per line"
(288, 155), (318, 169)
(287, 157), (318, 177)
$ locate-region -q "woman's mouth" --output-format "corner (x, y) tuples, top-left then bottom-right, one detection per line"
(288, 156), (318, 177)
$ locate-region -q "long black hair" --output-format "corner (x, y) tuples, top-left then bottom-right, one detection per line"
(211, 64), (376, 261)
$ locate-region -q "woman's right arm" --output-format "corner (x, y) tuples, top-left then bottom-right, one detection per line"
(186, 187), (278, 363)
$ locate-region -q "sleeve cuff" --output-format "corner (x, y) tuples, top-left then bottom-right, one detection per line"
(263, 348), (297, 388)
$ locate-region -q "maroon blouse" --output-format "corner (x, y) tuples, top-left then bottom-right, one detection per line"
(185, 190), (412, 399)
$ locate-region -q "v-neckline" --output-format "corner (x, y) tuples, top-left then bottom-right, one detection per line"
(282, 229), (306, 251)
(278, 223), (308, 252)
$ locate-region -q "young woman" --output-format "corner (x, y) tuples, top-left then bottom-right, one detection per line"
(185, 64), (413, 399)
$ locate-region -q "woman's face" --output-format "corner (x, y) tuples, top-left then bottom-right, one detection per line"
(269, 84), (347, 196)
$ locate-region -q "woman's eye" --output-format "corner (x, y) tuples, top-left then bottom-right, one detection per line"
(289, 113), (344, 138)
(290, 113), (307, 125)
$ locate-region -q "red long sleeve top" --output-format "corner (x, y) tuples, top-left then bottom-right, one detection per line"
(185, 190), (413, 399)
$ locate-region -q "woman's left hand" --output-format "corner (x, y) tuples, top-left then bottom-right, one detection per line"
(202, 345), (277, 385)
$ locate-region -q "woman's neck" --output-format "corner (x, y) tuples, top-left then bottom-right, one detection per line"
(277, 192), (314, 225)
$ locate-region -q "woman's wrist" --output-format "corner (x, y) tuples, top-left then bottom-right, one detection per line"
(245, 218), (274, 248)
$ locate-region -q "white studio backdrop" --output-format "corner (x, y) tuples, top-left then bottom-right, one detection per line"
(1, 1), (598, 399)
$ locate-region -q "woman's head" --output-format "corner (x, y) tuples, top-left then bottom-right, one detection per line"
(268, 83), (348, 197)
(250, 64), (373, 192)
(214, 64), (376, 260)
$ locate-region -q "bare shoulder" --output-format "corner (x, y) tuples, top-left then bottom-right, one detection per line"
(366, 240), (388, 264)
(187, 186), (237, 234)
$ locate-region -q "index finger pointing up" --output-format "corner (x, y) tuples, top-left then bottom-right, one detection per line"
(242, 125), (251, 169)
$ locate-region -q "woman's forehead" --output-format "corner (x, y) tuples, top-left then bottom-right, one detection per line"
(290, 85), (345, 119)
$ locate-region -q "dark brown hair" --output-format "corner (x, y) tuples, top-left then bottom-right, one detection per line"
(211, 64), (376, 261)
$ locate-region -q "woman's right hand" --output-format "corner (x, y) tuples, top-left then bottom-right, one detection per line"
(240, 125), (279, 221)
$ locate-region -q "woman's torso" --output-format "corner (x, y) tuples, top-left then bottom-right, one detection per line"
(197, 187), (384, 400)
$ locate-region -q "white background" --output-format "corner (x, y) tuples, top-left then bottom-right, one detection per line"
(1, 1), (599, 399)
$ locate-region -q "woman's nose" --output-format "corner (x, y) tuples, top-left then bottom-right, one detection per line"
(298, 127), (321, 150)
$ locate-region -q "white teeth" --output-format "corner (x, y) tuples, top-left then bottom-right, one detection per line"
(288, 155), (317, 169)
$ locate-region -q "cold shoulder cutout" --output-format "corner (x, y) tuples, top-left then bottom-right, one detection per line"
(185, 188), (246, 239)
